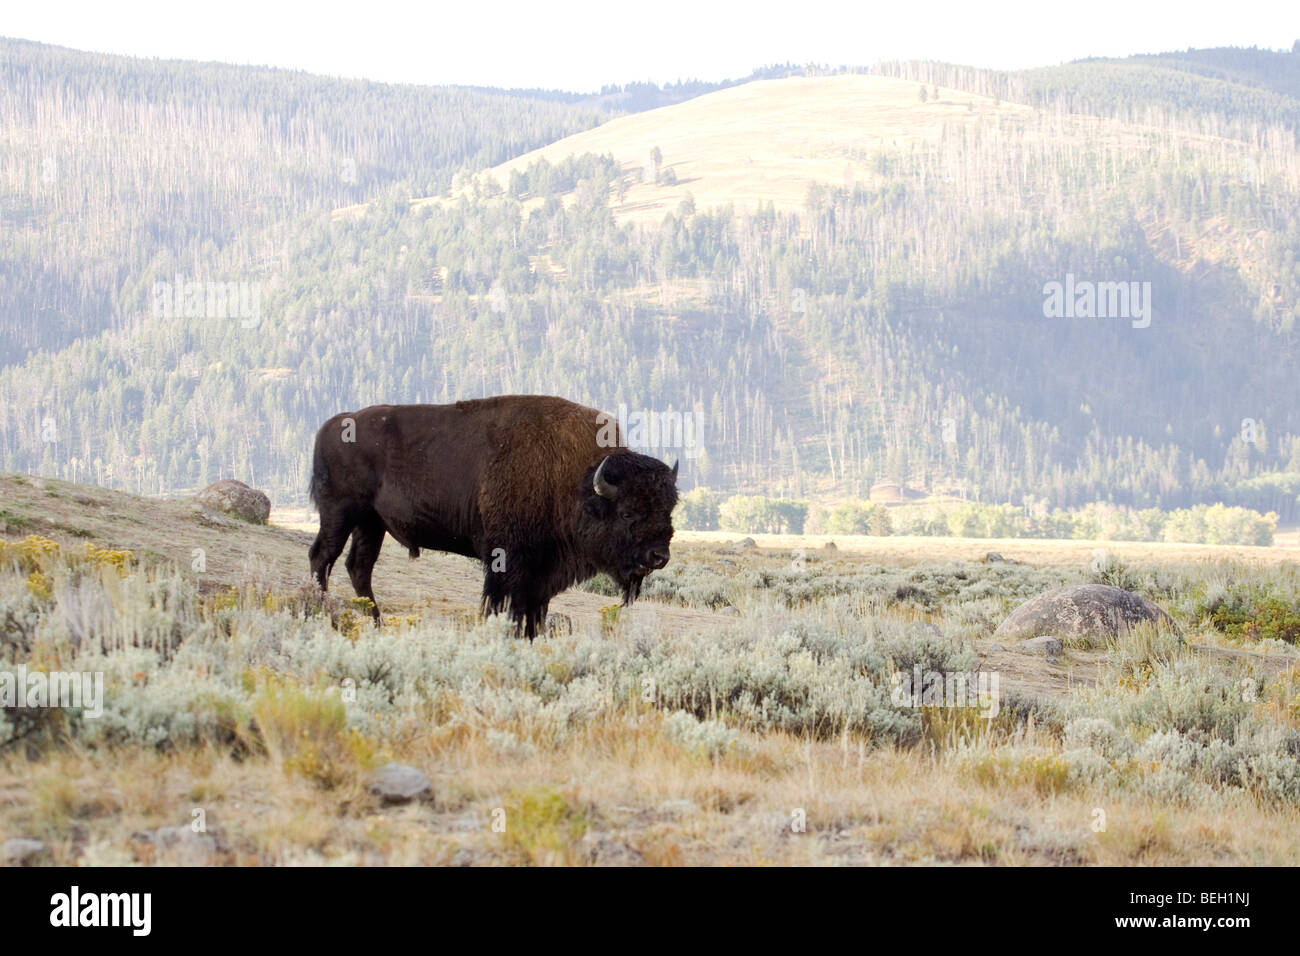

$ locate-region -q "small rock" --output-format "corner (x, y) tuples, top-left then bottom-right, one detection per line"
(369, 762), (432, 803)
(736, 537), (757, 550)
(153, 827), (218, 864)
(584, 834), (646, 867)
(748, 810), (799, 835)
(824, 541), (838, 552)
(717, 605), (740, 616)
(194, 479), (271, 524)
(656, 799), (699, 819)
(1019, 636), (1063, 657)
(985, 552), (1004, 563)
(986, 643), (1006, 653)
(440, 813), (483, 833)
(1, 838), (48, 865)
(194, 507), (239, 528)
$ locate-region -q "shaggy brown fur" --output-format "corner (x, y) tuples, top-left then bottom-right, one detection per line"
(308, 395), (678, 638)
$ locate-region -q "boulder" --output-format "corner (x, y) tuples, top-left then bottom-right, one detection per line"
(994, 584), (1177, 648)
(195, 479), (271, 524)
(369, 762), (432, 804)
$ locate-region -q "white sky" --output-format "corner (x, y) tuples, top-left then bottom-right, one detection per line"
(4, 0), (1296, 92)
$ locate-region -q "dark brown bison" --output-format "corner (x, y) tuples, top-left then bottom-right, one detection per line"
(308, 395), (678, 638)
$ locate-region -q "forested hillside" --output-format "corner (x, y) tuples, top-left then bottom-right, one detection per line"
(877, 46), (1300, 137)
(1, 41), (1298, 522)
(0, 37), (618, 361)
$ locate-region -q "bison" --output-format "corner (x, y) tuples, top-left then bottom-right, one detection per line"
(308, 395), (678, 638)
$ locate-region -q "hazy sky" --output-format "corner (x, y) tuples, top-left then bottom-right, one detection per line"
(5, 0), (1296, 92)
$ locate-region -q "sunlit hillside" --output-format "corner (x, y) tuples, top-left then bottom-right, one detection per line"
(432, 75), (1031, 224)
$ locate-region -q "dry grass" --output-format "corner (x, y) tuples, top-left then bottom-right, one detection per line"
(4, 709), (1298, 866)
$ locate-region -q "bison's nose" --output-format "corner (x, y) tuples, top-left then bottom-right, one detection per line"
(647, 547), (670, 569)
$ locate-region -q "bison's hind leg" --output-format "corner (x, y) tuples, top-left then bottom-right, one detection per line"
(345, 515), (386, 621)
(310, 507), (355, 592)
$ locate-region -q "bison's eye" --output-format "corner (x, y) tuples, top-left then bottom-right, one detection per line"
(618, 510), (635, 522)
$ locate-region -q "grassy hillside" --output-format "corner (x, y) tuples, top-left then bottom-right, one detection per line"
(438, 74), (1030, 225)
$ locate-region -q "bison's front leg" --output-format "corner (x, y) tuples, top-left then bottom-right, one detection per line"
(479, 543), (552, 641)
(517, 601), (549, 641)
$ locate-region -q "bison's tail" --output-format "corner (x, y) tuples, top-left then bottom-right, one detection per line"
(308, 431), (328, 509)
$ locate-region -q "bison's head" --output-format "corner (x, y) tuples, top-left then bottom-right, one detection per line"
(579, 452), (678, 602)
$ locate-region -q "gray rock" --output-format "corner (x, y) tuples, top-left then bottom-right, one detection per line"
(748, 810), (801, 835)
(717, 605), (741, 616)
(369, 762), (432, 803)
(2, 838), (48, 865)
(195, 479), (271, 524)
(193, 507), (239, 528)
(153, 827), (218, 864)
(736, 537), (757, 550)
(985, 552), (1005, 563)
(986, 643), (1007, 653)
(656, 799), (699, 819)
(440, 813), (484, 833)
(1019, 636), (1063, 657)
(994, 584), (1177, 648)
(584, 834), (646, 866)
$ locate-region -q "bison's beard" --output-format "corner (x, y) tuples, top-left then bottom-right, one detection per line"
(616, 568), (645, 605)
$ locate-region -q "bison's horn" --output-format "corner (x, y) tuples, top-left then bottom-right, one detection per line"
(593, 456), (618, 499)
(671, 459), (679, 479)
